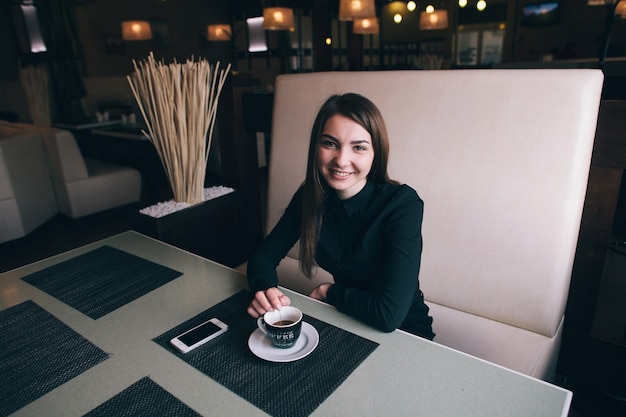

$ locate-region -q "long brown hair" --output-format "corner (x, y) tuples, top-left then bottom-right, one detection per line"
(299, 93), (396, 277)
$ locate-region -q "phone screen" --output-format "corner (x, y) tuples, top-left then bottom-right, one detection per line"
(179, 321), (222, 346)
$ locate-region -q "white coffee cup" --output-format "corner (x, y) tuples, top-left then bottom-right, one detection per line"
(257, 306), (303, 349)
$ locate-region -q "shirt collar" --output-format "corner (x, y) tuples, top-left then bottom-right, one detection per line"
(331, 181), (375, 217)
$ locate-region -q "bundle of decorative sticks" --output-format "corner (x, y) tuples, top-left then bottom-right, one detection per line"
(19, 66), (51, 127)
(128, 52), (231, 204)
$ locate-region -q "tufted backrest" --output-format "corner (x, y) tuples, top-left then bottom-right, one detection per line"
(266, 70), (603, 339)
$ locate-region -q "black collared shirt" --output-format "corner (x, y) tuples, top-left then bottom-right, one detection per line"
(247, 181), (434, 339)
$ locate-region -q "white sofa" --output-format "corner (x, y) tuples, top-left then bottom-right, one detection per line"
(37, 126), (141, 218)
(258, 70), (604, 381)
(0, 123), (57, 242)
(0, 122), (141, 242)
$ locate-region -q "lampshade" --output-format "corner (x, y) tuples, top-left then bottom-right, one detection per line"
(122, 21), (152, 41)
(262, 7), (295, 30)
(339, 0), (376, 21)
(207, 24), (232, 41)
(353, 17), (379, 34)
(419, 10), (449, 30)
(616, 1), (626, 18)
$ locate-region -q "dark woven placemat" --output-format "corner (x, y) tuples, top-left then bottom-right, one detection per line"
(21, 245), (183, 319)
(0, 300), (110, 416)
(153, 290), (379, 417)
(84, 377), (201, 417)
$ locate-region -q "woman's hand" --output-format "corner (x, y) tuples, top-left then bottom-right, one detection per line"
(247, 287), (291, 318)
(309, 283), (333, 302)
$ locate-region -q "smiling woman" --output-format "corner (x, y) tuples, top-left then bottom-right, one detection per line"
(245, 92), (435, 340)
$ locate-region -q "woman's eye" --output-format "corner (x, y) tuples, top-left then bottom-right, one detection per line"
(322, 140), (337, 148)
(354, 145), (366, 151)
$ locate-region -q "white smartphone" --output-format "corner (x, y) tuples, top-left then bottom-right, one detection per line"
(170, 317), (228, 353)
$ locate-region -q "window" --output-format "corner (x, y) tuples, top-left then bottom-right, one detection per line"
(14, 1), (48, 53)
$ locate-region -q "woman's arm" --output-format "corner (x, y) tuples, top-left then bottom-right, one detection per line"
(246, 188), (303, 315)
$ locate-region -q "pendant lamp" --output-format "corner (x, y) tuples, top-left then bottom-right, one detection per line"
(339, 0), (376, 21)
(353, 17), (379, 34)
(122, 21), (153, 41)
(616, 1), (626, 18)
(419, 9), (449, 30)
(207, 24), (232, 41)
(262, 7), (295, 30)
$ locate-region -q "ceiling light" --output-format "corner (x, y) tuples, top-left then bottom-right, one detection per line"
(122, 21), (152, 41)
(262, 7), (295, 30)
(616, 1), (626, 18)
(339, 0), (376, 21)
(353, 17), (379, 34)
(419, 10), (449, 30)
(207, 24), (231, 41)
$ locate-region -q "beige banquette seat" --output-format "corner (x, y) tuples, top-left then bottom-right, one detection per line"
(258, 70), (603, 381)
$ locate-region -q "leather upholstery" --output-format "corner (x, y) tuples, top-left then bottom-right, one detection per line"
(0, 123), (141, 242)
(263, 70), (604, 380)
(38, 127), (141, 218)
(0, 123), (57, 243)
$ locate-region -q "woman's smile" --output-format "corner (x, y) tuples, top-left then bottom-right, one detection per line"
(330, 169), (354, 177)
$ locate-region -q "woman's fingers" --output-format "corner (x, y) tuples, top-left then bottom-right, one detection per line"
(264, 287), (288, 310)
(246, 288), (291, 318)
(278, 294), (291, 306)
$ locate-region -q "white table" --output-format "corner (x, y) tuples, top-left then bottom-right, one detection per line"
(0, 231), (572, 416)
(52, 119), (122, 131)
(91, 125), (147, 141)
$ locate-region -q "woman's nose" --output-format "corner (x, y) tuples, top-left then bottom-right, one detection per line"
(334, 148), (350, 167)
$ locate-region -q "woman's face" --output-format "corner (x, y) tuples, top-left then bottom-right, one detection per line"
(317, 114), (375, 200)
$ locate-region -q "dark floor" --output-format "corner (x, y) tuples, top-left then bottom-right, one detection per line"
(1, 204), (625, 417)
(0, 202), (142, 273)
(564, 377), (626, 417)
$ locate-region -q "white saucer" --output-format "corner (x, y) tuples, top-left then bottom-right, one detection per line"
(248, 321), (319, 362)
